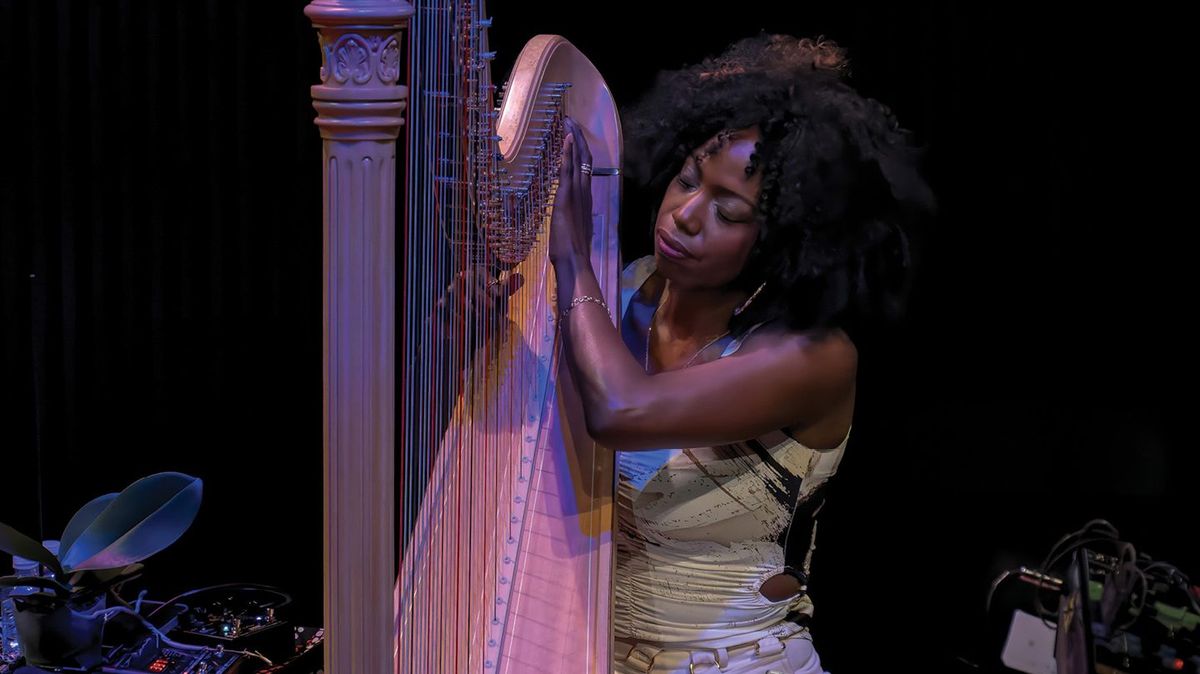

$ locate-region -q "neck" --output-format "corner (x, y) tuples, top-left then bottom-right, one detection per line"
(654, 279), (746, 341)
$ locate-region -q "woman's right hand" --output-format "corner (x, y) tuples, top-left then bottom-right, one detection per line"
(431, 267), (525, 333)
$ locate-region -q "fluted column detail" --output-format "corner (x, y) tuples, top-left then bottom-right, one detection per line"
(304, 1), (413, 672)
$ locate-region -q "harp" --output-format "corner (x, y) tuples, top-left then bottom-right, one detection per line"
(393, 2), (621, 673)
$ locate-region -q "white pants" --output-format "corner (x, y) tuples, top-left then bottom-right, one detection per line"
(613, 630), (829, 674)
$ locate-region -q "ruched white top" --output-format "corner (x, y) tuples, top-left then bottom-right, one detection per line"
(612, 256), (849, 650)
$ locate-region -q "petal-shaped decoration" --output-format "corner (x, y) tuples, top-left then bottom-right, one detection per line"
(59, 473), (202, 573)
(0, 574), (71, 597)
(86, 562), (144, 586)
(0, 521), (61, 576)
(58, 493), (118, 566)
(65, 564), (144, 602)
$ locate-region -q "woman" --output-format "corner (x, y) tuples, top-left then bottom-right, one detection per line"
(550, 35), (934, 673)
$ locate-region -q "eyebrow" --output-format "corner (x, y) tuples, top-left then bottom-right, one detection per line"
(686, 154), (757, 208)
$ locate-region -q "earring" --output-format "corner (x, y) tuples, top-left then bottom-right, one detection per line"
(733, 282), (766, 317)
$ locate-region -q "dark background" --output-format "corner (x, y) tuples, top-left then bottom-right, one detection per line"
(0, 1), (1192, 671)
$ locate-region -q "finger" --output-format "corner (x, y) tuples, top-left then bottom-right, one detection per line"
(566, 118), (580, 177)
(486, 271), (524, 299)
(580, 133), (593, 172)
(570, 121), (593, 228)
(566, 119), (591, 190)
(570, 117), (593, 168)
(487, 270), (507, 300)
(560, 131), (574, 180)
(577, 135), (592, 185)
(505, 272), (525, 297)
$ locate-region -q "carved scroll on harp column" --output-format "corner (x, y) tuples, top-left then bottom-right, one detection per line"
(304, 1), (414, 673)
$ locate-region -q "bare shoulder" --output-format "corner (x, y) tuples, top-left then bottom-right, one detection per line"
(735, 324), (858, 441)
(739, 324), (858, 377)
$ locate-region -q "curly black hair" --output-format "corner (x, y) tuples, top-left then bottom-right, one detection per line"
(623, 34), (936, 336)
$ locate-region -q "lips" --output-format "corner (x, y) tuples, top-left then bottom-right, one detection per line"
(656, 230), (694, 260)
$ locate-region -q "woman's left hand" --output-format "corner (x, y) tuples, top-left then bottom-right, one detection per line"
(549, 116), (595, 266)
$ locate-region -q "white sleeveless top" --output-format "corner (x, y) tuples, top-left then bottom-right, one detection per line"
(612, 256), (850, 649)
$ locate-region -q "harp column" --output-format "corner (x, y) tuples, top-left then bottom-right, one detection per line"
(304, 1), (413, 673)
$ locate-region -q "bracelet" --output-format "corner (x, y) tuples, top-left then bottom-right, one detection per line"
(559, 295), (611, 322)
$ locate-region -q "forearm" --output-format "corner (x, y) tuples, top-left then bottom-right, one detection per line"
(553, 253), (647, 439)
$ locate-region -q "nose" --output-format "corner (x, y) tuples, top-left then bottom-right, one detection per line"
(671, 192), (704, 236)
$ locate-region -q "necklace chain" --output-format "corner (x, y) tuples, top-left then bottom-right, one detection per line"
(644, 303), (730, 374)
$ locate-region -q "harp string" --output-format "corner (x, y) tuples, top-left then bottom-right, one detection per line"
(399, 1), (598, 670)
